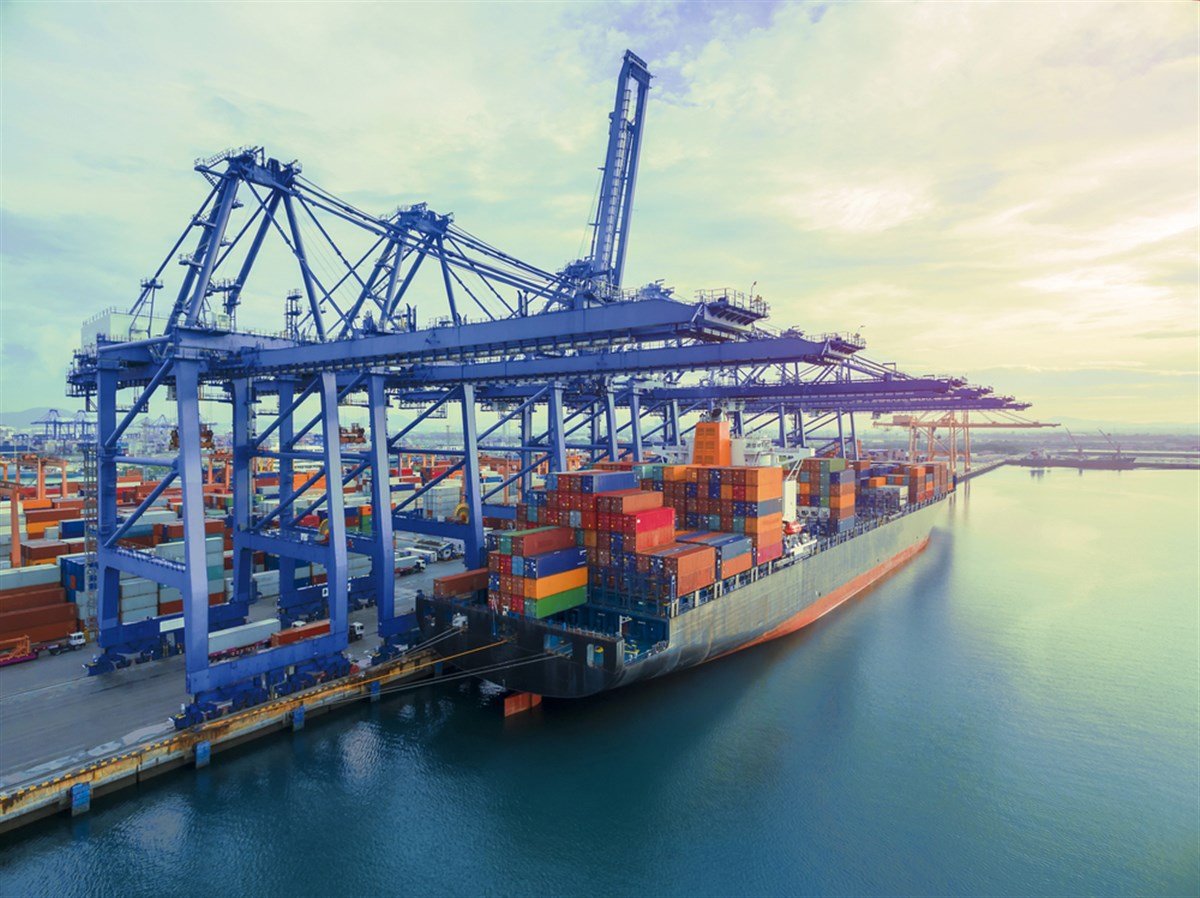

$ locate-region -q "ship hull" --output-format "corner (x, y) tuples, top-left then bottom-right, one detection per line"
(417, 499), (946, 698)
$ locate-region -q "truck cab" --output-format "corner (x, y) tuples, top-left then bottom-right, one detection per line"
(349, 621), (365, 642)
(47, 631), (87, 655)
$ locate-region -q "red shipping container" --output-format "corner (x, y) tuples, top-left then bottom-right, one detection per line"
(627, 527), (674, 552)
(755, 541), (784, 564)
(0, 585), (67, 613)
(433, 568), (490, 597)
(616, 506), (675, 535)
(510, 596), (525, 615)
(0, 601), (77, 638)
(511, 527), (575, 556)
(21, 621), (79, 645)
(24, 508), (76, 525)
(20, 540), (70, 564)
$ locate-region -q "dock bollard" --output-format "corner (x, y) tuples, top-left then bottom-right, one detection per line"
(195, 740), (211, 769)
(293, 705), (305, 731)
(70, 782), (91, 817)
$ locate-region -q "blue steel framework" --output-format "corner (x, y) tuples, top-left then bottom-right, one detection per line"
(68, 51), (1030, 723)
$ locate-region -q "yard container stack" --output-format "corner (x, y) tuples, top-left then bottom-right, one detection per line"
(421, 482), (462, 520)
(0, 563), (78, 644)
(155, 535), (227, 603)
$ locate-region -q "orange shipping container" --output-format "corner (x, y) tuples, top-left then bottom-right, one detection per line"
(744, 513), (784, 536)
(720, 553), (753, 578)
(269, 619), (331, 647)
(433, 568), (490, 597)
(525, 567), (588, 599)
(743, 466), (783, 491)
(293, 472), (327, 492)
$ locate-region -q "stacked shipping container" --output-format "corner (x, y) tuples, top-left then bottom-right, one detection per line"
(636, 463), (786, 564)
(794, 457), (857, 534)
(433, 458), (791, 622)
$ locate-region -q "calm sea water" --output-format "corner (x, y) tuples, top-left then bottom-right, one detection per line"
(2, 468), (1197, 897)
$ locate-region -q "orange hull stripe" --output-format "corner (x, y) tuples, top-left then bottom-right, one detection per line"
(716, 535), (931, 659)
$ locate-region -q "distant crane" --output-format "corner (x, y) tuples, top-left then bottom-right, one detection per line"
(876, 411), (1058, 475)
(1062, 427), (1085, 460)
(1097, 429), (1128, 462)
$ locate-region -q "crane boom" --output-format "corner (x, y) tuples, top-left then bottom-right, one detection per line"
(588, 50), (651, 291)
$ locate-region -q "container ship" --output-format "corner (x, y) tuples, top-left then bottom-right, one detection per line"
(418, 422), (952, 699)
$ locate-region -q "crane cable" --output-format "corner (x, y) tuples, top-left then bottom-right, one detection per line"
(346, 652), (555, 709)
(329, 639), (557, 710)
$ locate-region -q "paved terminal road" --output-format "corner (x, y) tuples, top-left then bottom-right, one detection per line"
(0, 559), (464, 787)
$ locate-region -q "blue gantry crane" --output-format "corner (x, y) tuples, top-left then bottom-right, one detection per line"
(67, 50), (1031, 724)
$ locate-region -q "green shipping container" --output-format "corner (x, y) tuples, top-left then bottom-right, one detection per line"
(527, 584), (587, 619)
(499, 526), (558, 556)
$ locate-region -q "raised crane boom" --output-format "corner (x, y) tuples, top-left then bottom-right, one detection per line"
(588, 50), (651, 292)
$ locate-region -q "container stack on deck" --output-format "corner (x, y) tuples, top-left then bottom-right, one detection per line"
(441, 423), (796, 622)
(794, 457), (857, 534)
(639, 462), (786, 563)
(850, 460), (952, 518)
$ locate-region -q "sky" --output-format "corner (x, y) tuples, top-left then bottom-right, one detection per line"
(0, 0), (1196, 427)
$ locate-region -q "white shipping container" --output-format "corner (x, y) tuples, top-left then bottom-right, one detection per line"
(120, 592), (158, 613)
(0, 564), (59, 590)
(119, 578), (157, 599)
(208, 618), (280, 655)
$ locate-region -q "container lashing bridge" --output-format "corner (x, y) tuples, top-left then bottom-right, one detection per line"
(66, 50), (1031, 725)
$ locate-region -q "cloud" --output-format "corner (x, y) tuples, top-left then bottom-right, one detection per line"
(0, 0), (1196, 426)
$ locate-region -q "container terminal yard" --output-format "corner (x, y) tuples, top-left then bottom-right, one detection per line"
(0, 49), (1181, 835)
